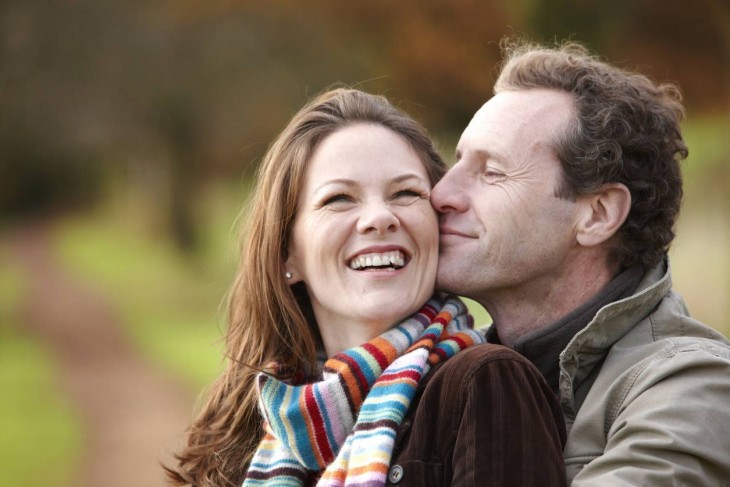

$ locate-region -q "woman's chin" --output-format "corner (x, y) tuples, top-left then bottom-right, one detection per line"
(356, 295), (431, 328)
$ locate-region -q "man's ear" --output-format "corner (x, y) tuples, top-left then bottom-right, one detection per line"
(576, 183), (631, 247)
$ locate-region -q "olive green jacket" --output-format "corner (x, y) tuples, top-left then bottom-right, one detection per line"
(561, 260), (730, 485)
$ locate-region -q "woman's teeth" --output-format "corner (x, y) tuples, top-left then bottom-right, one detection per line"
(348, 251), (406, 270)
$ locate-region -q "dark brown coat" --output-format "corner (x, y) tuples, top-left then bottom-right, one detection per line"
(387, 344), (567, 486)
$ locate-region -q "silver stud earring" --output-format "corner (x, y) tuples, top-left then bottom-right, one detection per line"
(285, 272), (292, 279)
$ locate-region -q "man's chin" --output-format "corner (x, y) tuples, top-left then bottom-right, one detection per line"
(435, 271), (464, 295)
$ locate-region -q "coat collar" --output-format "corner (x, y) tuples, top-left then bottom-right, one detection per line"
(558, 258), (672, 415)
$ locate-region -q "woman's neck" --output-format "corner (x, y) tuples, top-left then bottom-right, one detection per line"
(318, 318), (393, 357)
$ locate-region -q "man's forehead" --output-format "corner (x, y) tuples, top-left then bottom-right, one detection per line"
(462, 90), (574, 143)
(482, 89), (573, 119)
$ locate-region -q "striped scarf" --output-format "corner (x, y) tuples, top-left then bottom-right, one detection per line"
(244, 295), (485, 486)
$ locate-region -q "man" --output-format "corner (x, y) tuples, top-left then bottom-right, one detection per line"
(432, 38), (730, 484)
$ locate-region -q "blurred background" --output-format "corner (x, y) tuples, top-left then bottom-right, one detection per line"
(1, 1), (728, 486)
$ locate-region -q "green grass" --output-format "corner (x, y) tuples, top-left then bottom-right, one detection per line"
(56, 215), (228, 391)
(54, 183), (250, 392)
(0, 261), (82, 487)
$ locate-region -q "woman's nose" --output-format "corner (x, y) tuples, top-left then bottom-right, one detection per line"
(356, 202), (400, 234)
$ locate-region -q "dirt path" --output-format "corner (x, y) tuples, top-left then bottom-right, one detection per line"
(8, 222), (194, 487)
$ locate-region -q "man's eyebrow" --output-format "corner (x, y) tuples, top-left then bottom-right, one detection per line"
(455, 148), (493, 162)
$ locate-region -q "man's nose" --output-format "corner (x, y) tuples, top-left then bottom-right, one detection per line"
(431, 168), (468, 214)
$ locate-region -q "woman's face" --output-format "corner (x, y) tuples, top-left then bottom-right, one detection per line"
(286, 123), (439, 332)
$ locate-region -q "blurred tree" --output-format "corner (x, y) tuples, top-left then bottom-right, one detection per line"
(1, 0), (727, 249)
(0, 128), (100, 223)
(311, 0), (515, 137)
(0, 0), (110, 223)
(0, 0), (375, 248)
(517, 0), (729, 114)
(514, 0), (636, 52)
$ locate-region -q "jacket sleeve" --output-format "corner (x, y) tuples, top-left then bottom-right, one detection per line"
(448, 346), (567, 487)
(572, 343), (730, 486)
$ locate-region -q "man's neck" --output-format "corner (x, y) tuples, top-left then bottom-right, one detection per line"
(479, 255), (616, 348)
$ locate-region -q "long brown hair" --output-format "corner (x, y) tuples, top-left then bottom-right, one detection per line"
(165, 88), (445, 486)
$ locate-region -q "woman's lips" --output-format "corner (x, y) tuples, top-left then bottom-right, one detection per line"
(348, 249), (406, 270)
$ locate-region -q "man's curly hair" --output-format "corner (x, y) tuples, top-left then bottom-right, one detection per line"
(494, 38), (688, 271)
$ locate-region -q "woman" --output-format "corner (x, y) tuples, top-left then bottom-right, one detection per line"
(166, 88), (566, 486)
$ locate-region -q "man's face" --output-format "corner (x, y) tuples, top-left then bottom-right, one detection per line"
(432, 88), (583, 307)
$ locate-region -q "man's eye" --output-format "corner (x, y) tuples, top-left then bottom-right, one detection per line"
(484, 169), (506, 180)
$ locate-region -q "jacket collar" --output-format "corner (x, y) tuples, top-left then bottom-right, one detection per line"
(506, 265), (643, 395)
(558, 258), (672, 412)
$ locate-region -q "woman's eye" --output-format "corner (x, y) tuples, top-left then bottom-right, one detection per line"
(394, 189), (425, 199)
(391, 188), (428, 206)
(322, 193), (352, 206)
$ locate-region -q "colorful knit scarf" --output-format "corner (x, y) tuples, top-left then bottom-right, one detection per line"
(244, 295), (485, 486)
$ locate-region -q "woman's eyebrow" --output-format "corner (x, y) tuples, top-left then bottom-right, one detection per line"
(312, 178), (356, 194)
(391, 173), (428, 185)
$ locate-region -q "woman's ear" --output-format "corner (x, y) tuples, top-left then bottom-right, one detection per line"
(576, 183), (631, 247)
(283, 266), (302, 284)
(283, 250), (303, 284)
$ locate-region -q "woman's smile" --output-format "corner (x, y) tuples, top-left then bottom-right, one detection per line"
(347, 247), (408, 271)
(285, 123), (438, 351)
